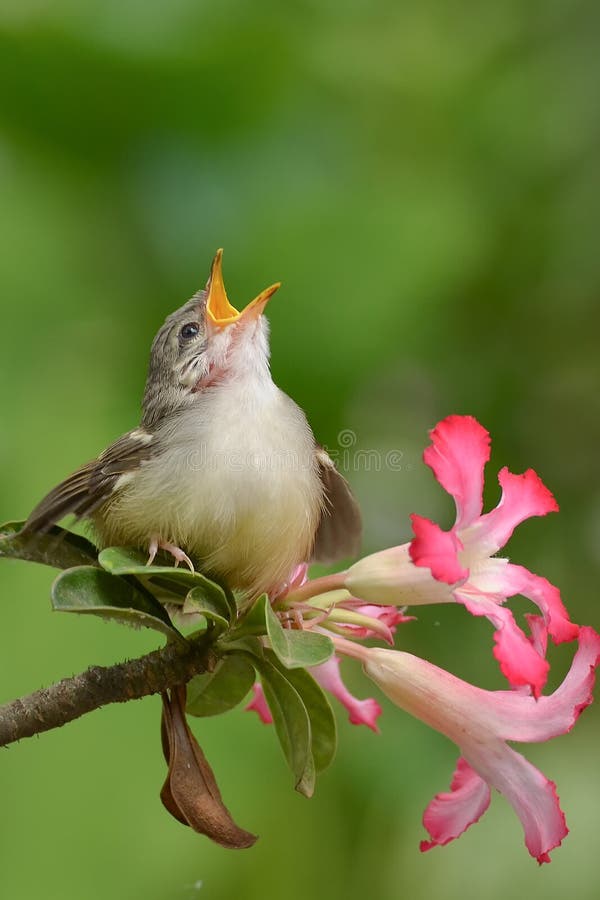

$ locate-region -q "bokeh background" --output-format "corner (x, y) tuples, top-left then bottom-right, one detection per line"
(1, 1), (599, 898)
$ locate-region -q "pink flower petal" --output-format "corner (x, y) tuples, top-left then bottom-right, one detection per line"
(245, 683), (273, 724)
(341, 604), (414, 644)
(288, 563), (309, 590)
(311, 656), (382, 732)
(423, 415), (491, 529)
(420, 757), (491, 851)
(362, 630), (600, 862)
(272, 563), (309, 600)
(410, 514), (468, 585)
(484, 626), (600, 743)
(470, 467), (559, 556)
(335, 621), (395, 645)
(456, 589), (549, 697)
(353, 604), (414, 628)
(507, 566), (578, 644)
(468, 559), (578, 645)
(525, 614), (548, 660)
(468, 743), (567, 864)
(363, 626), (600, 747)
(330, 604), (405, 644)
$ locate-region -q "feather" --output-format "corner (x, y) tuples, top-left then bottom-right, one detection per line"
(312, 448), (362, 564)
(22, 429), (155, 535)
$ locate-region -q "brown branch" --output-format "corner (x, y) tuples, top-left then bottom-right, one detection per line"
(0, 636), (214, 748)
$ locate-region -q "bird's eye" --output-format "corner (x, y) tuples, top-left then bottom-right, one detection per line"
(179, 322), (200, 340)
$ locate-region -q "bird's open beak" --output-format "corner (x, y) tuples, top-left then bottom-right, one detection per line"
(205, 249), (280, 327)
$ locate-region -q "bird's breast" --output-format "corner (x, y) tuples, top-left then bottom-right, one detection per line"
(101, 382), (323, 597)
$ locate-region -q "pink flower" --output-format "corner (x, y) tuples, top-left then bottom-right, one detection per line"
(311, 656), (383, 731)
(246, 660), (383, 732)
(360, 626), (600, 863)
(270, 563), (310, 601)
(245, 683), (273, 724)
(322, 601), (413, 645)
(277, 413), (595, 862)
(346, 415), (578, 697)
(250, 565), (394, 730)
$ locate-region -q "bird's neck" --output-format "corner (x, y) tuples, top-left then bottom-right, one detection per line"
(209, 315), (273, 386)
(142, 318), (274, 428)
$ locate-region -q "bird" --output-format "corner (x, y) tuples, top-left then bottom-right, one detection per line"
(22, 250), (361, 601)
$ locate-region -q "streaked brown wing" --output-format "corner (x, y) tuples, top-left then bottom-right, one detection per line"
(22, 429), (155, 534)
(311, 448), (362, 564)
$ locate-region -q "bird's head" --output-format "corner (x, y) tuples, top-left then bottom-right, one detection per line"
(142, 250), (280, 425)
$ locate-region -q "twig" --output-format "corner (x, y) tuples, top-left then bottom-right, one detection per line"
(0, 636), (213, 748)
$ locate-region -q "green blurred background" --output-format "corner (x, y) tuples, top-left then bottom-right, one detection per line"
(1, 1), (599, 898)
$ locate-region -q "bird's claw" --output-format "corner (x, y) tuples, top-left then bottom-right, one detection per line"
(146, 536), (195, 573)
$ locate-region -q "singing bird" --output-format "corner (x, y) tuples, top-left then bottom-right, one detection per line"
(23, 251), (361, 600)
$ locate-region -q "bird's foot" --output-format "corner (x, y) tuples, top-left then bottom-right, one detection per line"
(146, 536), (195, 573)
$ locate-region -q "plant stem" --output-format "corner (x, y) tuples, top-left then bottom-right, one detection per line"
(0, 636), (213, 748)
(283, 571), (347, 605)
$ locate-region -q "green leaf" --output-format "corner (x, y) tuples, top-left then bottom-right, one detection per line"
(183, 587), (230, 632)
(265, 602), (334, 668)
(253, 655), (315, 798)
(224, 635), (266, 659)
(232, 587), (262, 618)
(0, 520), (98, 570)
(228, 593), (269, 638)
(98, 546), (236, 619)
(98, 546), (195, 579)
(186, 654), (256, 717)
(265, 652), (337, 773)
(51, 566), (179, 639)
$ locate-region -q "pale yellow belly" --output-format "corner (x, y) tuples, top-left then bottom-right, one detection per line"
(93, 436), (323, 599)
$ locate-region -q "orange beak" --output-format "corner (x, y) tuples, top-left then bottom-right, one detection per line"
(205, 249), (280, 327)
